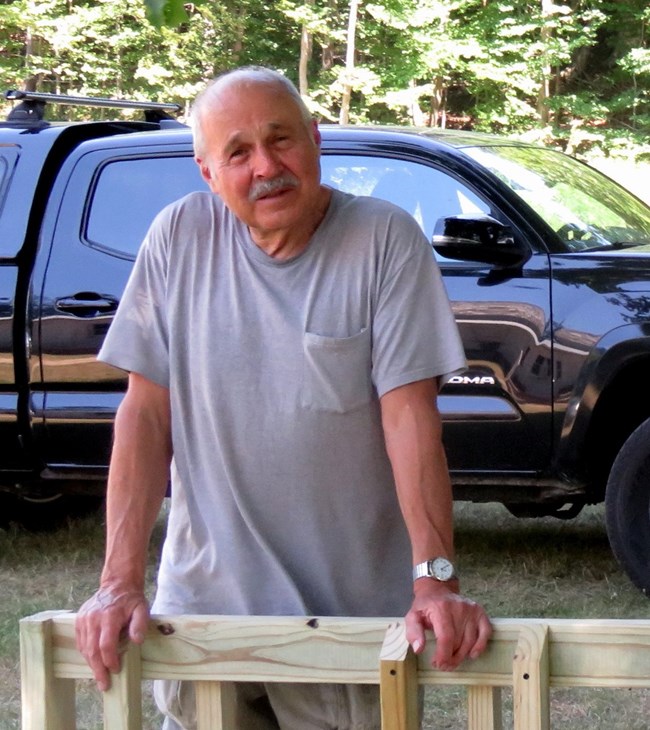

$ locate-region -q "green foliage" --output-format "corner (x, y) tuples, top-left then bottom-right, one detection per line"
(0, 0), (648, 155)
(144, 0), (190, 27)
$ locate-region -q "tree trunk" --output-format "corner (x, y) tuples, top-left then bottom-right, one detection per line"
(339, 0), (360, 125)
(408, 79), (425, 126)
(231, 6), (245, 65)
(298, 0), (314, 96)
(537, 0), (553, 125)
(428, 75), (446, 128)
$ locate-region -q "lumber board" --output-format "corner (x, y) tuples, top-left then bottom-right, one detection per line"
(103, 642), (142, 730)
(20, 612), (76, 730)
(512, 624), (550, 730)
(48, 614), (389, 683)
(195, 680), (236, 730)
(379, 622), (419, 730)
(22, 613), (650, 690)
(546, 621), (650, 688)
(467, 686), (503, 730)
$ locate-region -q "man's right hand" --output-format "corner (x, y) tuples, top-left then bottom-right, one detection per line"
(75, 586), (150, 691)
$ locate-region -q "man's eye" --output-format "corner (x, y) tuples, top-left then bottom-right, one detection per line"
(227, 149), (247, 163)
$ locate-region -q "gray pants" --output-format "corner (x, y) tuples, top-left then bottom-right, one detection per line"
(155, 679), (382, 730)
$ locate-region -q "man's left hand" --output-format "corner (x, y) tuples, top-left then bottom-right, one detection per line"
(405, 579), (492, 671)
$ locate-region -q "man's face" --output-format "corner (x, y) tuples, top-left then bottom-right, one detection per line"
(196, 82), (323, 239)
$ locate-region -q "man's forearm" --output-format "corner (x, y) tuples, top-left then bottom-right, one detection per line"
(380, 378), (455, 565)
(100, 374), (172, 591)
(381, 378), (492, 670)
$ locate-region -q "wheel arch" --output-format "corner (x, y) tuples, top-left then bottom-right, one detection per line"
(556, 326), (650, 501)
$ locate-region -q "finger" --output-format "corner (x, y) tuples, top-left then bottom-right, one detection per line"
(129, 601), (150, 644)
(75, 611), (110, 688)
(81, 623), (113, 691)
(430, 612), (456, 670)
(404, 609), (426, 654)
(469, 613), (493, 659)
(75, 598), (98, 654)
(89, 655), (112, 693)
(448, 610), (492, 667)
(98, 615), (126, 675)
(447, 618), (480, 668)
(74, 613), (88, 655)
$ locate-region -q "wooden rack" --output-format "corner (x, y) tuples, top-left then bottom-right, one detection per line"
(20, 612), (650, 729)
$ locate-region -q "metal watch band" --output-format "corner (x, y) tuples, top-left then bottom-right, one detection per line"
(412, 557), (456, 582)
(413, 560), (433, 580)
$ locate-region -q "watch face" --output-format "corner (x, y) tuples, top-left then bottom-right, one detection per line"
(431, 557), (455, 581)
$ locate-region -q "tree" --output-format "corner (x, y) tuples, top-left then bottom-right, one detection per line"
(339, 0), (360, 123)
(2, 0), (647, 158)
(0, 0), (300, 118)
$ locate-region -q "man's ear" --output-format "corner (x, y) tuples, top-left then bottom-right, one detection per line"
(311, 119), (322, 148)
(196, 157), (220, 194)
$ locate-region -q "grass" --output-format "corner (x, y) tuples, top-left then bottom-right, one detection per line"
(425, 503), (650, 729)
(0, 505), (165, 729)
(2, 501), (649, 728)
(454, 502), (648, 619)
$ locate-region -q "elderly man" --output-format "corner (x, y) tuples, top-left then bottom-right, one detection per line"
(76, 66), (491, 729)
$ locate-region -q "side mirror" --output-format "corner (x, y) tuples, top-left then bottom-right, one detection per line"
(433, 214), (530, 268)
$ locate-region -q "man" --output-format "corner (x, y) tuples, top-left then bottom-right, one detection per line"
(76, 66), (491, 729)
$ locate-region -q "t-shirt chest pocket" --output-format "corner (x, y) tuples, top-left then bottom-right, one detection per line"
(301, 327), (373, 413)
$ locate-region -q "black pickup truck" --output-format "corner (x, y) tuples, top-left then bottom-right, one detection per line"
(3, 91), (650, 593)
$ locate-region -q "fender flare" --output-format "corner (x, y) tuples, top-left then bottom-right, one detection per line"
(556, 324), (650, 470)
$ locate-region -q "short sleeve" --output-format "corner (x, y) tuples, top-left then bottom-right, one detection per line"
(97, 210), (171, 387)
(371, 214), (466, 397)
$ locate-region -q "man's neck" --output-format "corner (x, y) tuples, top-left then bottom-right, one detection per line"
(250, 187), (332, 260)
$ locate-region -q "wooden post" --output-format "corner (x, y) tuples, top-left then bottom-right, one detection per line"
(512, 624), (550, 730)
(467, 686), (503, 730)
(20, 612), (76, 730)
(379, 622), (419, 730)
(102, 642), (142, 730)
(196, 680), (237, 730)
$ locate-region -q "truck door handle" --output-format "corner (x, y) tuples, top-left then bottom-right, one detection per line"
(55, 292), (119, 317)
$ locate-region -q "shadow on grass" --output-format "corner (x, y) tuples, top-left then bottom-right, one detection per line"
(453, 502), (650, 618)
(454, 502), (612, 561)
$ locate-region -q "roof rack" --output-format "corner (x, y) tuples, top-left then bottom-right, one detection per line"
(4, 90), (182, 123)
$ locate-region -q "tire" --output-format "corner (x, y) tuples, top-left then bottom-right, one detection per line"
(605, 416), (650, 595)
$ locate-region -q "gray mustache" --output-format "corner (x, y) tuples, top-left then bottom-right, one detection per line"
(249, 175), (299, 201)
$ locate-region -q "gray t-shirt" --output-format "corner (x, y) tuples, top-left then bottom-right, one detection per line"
(99, 188), (466, 618)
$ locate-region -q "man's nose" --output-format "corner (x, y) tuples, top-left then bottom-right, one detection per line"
(251, 144), (282, 177)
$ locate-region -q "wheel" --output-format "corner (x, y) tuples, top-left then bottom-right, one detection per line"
(605, 417), (650, 594)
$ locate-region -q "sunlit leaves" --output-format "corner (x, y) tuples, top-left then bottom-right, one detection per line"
(144, 0), (190, 27)
(0, 0), (647, 152)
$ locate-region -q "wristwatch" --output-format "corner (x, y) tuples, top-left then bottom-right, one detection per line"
(413, 557), (457, 582)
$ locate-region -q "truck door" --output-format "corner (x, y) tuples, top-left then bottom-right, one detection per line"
(0, 145), (30, 471)
(32, 143), (206, 476)
(320, 150), (554, 475)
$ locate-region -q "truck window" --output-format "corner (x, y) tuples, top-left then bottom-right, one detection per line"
(320, 153), (490, 243)
(85, 155), (208, 258)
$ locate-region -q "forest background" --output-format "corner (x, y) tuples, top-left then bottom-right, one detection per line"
(1, 0), (649, 170)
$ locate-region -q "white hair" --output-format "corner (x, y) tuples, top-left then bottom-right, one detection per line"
(190, 66), (313, 160)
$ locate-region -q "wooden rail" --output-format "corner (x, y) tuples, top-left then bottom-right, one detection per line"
(20, 612), (650, 729)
